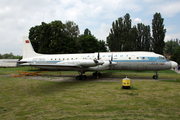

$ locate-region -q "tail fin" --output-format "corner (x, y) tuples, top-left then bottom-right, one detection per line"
(22, 36), (42, 59)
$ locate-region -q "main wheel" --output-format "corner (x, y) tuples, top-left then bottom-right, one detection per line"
(93, 73), (97, 76)
(76, 76), (80, 80)
(83, 75), (87, 80)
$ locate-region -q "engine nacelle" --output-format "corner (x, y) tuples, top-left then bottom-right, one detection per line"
(85, 61), (111, 71)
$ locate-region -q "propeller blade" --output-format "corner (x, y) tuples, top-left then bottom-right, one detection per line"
(109, 52), (113, 65)
(97, 51), (100, 60)
(111, 52), (113, 62)
(110, 52), (113, 77)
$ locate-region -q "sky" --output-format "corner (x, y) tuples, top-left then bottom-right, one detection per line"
(0, 0), (180, 55)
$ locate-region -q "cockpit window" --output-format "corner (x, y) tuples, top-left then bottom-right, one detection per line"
(159, 56), (165, 60)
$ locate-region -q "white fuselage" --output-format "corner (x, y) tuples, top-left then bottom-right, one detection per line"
(21, 51), (175, 71)
(20, 36), (178, 72)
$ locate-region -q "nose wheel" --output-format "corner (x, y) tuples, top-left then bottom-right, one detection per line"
(153, 71), (158, 79)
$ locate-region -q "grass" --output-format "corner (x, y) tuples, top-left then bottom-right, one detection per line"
(0, 67), (180, 119)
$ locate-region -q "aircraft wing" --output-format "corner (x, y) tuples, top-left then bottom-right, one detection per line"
(20, 59), (104, 69)
(20, 63), (80, 69)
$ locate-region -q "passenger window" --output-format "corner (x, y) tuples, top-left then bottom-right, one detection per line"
(137, 57), (139, 59)
(71, 58), (73, 60)
(67, 58), (69, 60)
(129, 57), (131, 59)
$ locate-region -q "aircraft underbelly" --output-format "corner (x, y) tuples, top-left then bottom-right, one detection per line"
(113, 62), (168, 71)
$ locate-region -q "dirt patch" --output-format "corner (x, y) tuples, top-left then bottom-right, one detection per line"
(1, 74), (174, 82)
(15, 75), (169, 82)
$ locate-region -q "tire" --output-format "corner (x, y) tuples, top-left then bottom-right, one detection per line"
(153, 75), (158, 79)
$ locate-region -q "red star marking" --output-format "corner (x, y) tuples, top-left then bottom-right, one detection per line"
(25, 40), (29, 43)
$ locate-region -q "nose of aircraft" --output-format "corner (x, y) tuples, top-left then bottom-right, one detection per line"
(171, 61), (178, 68)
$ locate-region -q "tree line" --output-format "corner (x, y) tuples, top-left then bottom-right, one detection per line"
(0, 53), (22, 59)
(29, 12), (167, 55)
(166, 39), (180, 64)
(106, 12), (166, 55)
(29, 21), (107, 54)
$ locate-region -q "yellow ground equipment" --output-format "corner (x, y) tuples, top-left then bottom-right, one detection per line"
(122, 77), (131, 89)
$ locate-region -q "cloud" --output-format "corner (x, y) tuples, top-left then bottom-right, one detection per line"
(131, 17), (142, 26)
(0, 0), (180, 55)
(93, 23), (111, 41)
(165, 33), (180, 42)
(147, 0), (180, 17)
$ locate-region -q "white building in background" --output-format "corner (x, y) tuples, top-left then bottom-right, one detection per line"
(0, 59), (19, 67)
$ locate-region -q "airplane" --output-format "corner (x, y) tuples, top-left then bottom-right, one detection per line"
(20, 36), (178, 80)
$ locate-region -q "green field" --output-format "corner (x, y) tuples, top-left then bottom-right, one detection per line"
(0, 67), (180, 119)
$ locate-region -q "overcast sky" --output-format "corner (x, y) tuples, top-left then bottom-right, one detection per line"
(0, 0), (180, 55)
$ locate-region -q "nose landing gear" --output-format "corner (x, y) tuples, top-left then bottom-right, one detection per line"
(153, 71), (158, 79)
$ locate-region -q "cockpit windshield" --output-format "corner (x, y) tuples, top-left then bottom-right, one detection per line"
(159, 56), (166, 60)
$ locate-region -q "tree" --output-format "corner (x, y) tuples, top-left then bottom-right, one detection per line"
(136, 23), (152, 51)
(107, 13), (152, 52)
(84, 28), (91, 36)
(122, 13), (132, 51)
(106, 16), (126, 51)
(78, 35), (99, 53)
(65, 21), (80, 38)
(3, 53), (14, 59)
(165, 39), (179, 55)
(98, 40), (107, 52)
(152, 12), (166, 54)
(29, 20), (79, 54)
(130, 26), (138, 50)
(171, 46), (180, 64)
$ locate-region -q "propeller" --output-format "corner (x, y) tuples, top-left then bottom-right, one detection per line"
(109, 52), (113, 65)
(97, 51), (100, 78)
(93, 51), (100, 64)
(109, 52), (113, 77)
(97, 51), (100, 60)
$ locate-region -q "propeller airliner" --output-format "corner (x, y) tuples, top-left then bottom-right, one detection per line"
(20, 36), (178, 80)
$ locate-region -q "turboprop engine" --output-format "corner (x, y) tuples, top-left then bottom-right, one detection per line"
(84, 61), (117, 71)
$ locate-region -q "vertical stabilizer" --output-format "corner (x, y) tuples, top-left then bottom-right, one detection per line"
(22, 36), (42, 59)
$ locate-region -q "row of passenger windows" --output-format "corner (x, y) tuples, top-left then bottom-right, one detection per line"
(49, 56), (165, 61)
(51, 58), (77, 61)
(51, 58), (99, 61)
(50, 57), (141, 61)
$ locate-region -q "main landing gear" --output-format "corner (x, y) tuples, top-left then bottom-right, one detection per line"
(92, 71), (101, 76)
(76, 71), (87, 80)
(153, 71), (158, 79)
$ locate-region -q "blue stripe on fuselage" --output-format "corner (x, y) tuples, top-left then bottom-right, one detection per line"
(27, 57), (166, 63)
